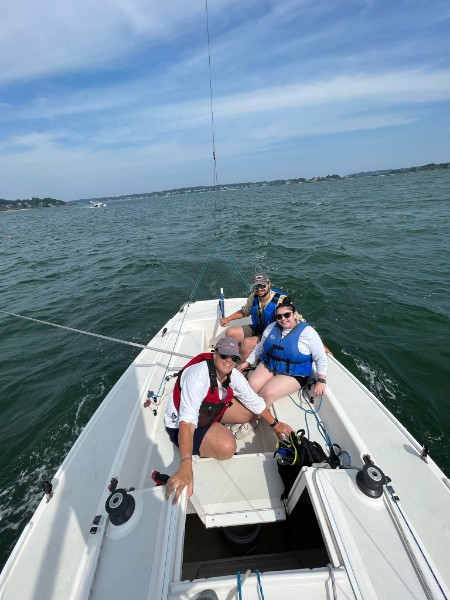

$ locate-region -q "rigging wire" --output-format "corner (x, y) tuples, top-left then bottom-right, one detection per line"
(205, 0), (220, 235)
(188, 237), (220, 302)
(0, 309), (193, 359)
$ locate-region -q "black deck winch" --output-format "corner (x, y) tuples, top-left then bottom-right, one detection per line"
(356, 463), (387, 498)
(105, 488), (136, 525)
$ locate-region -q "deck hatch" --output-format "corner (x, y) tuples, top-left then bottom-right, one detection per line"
(190, 453), (285, 528)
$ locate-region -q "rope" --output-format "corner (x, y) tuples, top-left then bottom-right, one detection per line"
(327, 564), (338, 600)
(0, 309), (193, 359)
(225, 569), (250, 600)
(256, 569), (265, 600)
(291, 388), (332, 449)
(289, 387), (353, 467)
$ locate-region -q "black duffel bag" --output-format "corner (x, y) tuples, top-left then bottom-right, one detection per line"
(274, 429), (340, 499)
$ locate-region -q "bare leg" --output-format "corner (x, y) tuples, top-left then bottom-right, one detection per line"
(240, 336), (259, 361)
(248, 361), (275, 393)
(258, 374), (301, 409)
(199, 423), (237, 459)
(220, 399), (254, 424)
(224, 325), (245, 343)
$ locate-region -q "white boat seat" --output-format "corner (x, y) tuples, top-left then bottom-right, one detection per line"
(190, 453), (285, 528)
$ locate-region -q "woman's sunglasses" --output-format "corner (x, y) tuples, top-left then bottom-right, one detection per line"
(218, 353), (240, 362)
(276, 312), (293, 320)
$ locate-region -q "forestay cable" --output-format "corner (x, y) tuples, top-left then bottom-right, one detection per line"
(205, 0), (221, 235)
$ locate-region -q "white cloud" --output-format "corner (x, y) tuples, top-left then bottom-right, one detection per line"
(1, 0), (449, 198)
(0, 0), (207, 83)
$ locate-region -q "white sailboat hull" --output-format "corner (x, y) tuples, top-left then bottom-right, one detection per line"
(1, 298), (449, 600)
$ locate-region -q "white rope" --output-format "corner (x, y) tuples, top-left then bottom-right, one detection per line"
(0, 309), (193, 360)
(327, 564), (338, 600)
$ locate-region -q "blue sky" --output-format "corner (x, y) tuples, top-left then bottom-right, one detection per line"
(1, 0), (449, 200)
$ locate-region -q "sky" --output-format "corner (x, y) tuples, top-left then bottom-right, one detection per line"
(1, 0), (450, 201)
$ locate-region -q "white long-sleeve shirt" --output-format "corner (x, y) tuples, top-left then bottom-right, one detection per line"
(164, 360), (266, 429)
(246, 321), (328, 375)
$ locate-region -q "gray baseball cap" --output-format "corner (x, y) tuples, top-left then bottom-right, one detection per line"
(215, 336), (241, 358)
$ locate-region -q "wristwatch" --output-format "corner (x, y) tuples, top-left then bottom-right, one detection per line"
(269, 418), (279, 428)
(317, 377), (327, 384)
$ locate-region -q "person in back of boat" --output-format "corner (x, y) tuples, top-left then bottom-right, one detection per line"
(164, 336), (295, 504)
(220, 272), (299, 361)
(220, 272), (332, 362)
(235, 297), (327, 437)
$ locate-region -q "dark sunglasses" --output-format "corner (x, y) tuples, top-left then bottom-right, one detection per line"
(218, 353), (240, 362)
(253, 283), (267, 291)
(276, 312), (293, 320)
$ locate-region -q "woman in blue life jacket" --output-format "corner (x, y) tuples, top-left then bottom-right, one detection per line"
(164, 336), (295, 504)
(236, 298), (328, 438)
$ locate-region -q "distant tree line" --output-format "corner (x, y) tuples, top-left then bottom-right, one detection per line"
(80, 161), (449, 203)
(2, 161), (449, 209)
(0, 197), (66, 211)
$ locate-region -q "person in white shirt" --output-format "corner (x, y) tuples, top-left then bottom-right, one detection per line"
(236, 297), (328, 437)
(164, 336), (294, 503)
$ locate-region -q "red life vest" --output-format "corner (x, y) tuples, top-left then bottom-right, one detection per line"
(173, 353), (234, 427)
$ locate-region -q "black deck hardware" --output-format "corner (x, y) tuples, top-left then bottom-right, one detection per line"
(356, 463), (387, 498)
(108, 478), (118, 492)
(161, 327), (167, 337)
(144, 390), (157, 408)
(420, 444), (429, 463)
(43, 480), (53, 502)
(105, 489), (136, 526)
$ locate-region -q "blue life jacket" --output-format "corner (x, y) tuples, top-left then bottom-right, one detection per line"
(250, 287), (283, 335)
(262, 322), (313, 376)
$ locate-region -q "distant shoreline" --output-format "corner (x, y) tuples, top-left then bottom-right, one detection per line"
(1, 161), (448, 210)
(71, 160), (450, 204)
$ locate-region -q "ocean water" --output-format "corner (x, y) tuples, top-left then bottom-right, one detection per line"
(0, 170), (449, 569)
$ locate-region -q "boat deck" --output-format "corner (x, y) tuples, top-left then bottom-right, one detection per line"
(1, 298), (449, 600)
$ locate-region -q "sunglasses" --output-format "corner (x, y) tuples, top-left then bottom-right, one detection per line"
(253, 283), (267, 291)
(276, 312), (293, 320)
(218, 353), (240, 362)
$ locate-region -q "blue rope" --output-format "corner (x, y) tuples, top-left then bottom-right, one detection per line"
(237, 571), (242, 600)
(289, 389), (353, 466)
(256, 569), (265, 600)
(289, 392), (332, 449)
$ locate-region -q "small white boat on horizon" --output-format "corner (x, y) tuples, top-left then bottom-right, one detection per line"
(90, 201), (107, 208)
(0, 295), (449, 600)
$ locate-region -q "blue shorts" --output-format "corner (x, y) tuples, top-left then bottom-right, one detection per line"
(166, 426), (209, 456)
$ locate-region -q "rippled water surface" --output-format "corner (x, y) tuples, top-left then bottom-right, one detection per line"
(1, 170), (449, 569)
